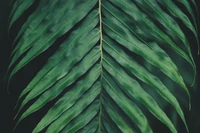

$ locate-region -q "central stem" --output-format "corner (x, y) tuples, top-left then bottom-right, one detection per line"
(99, 0), (103, 65)
(98, 0), (103, 132)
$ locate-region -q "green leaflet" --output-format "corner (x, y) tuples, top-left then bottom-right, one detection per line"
(76, 117), (99, 133)
(12, 0), (57, 45)
(157, 0), (199, 59)
(15, 10), (99, 105)
(157, 0), (197, 38)
(15, 34), (99, 116)
(103, 54), (177, 133)
(9, 0), (34, 29)
(107, 0), (196, 82)
(103, 17), (189, 98)
(8, 0), (98, 80)
(177, 0), (198, 30)
(34, 81), (101, 133)
(102, 93), (137, 133)
(133, 0), (196, 70)
(102, 1), (189, 97)
(15, 46), (101, 124)
(8, 0), (198, 133)
(102, 73), (153, 133)
(103, 36), (188, 131)
(11, 0), (73, 50)
(59, 100), (100, 133)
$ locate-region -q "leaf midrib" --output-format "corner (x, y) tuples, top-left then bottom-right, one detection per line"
(98, 0), (103, 132)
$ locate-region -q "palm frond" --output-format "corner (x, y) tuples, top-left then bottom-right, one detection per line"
(8, 0), (198, 132)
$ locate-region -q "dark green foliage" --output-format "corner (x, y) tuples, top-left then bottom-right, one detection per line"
(7, 0), (199, 132)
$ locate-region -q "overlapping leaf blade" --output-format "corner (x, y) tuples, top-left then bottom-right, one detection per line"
(8, 0), (198, 133)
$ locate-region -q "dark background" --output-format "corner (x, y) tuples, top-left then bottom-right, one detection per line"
(0, 0), (200, 133)
(0, 0), (14, 132)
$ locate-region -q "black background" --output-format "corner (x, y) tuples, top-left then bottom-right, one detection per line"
(0, 0), (200, 133)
